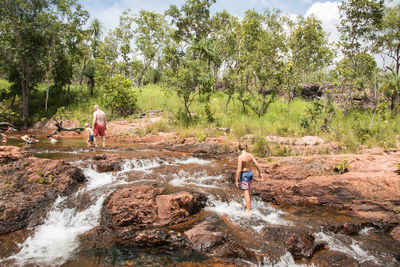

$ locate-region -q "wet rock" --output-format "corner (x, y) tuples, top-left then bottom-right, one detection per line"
(311, 250), (359, 267)
(184, 221), (227, 252)
(156, 191), (206, 225)
(324, 222), (374, 236)
(0, 146), (86, 234)
(122, 229), (190, 248)
(253, 152), (400, 223)
(90, 154), (123, 172)
(102, 186), (206, 230)
(0, 146), (30, 164)
(261, 226), (325, 260)
(102, 186), (165, 228)
(391, 226), (400, 242)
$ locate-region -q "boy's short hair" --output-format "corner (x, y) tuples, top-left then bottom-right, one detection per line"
(237, 142), (247, 151)
(85, 123), (90, 127)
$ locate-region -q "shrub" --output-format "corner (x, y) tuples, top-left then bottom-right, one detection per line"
(102, 74), (138, 117)
(252, 136), (270, 157)
(334, 159), (351, 174)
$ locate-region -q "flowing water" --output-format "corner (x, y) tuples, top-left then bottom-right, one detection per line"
(1, 136), (399, 266)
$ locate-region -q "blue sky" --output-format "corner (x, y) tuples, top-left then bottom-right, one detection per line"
(78, 0), (399, 44)
(78, 0), (342, 31)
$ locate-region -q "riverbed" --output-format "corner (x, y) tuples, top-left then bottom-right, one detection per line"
(0, 136), (399, 266)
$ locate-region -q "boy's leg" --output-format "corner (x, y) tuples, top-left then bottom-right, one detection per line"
(243, 189), (251, 214)
(102, 136), (106, 147)
(94, 136), (98, 147)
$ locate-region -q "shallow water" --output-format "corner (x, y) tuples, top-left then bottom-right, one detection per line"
(1, 136), (399, 266)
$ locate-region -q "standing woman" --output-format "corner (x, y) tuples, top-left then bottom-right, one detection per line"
(235, 142), (262, 215)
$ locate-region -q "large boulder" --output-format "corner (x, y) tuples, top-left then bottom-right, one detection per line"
(0, 146), (85, 234)
(184, 220), (227, 252)
(253, 152), (400, 223)
(102, 186), (206, 230)
(261, 226), (325, 260)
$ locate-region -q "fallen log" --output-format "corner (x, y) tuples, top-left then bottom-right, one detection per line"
(139, 109), (164, 118)
(47, 119), (84, 137)
(0, 122), (17, 132)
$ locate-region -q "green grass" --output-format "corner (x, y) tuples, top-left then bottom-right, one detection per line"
(3, 79), (400, 152)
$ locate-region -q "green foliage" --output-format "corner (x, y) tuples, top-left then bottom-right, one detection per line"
(299, 98), (336, 134)
(288, 15), (334, 82)
(395, 163), (400, 175)
(101, 74), (138, 117)
(145, 120), (171, 134)
(0, 0), (89, 120)
(334, 159), (351, 174)
(251, 136), (270, 157)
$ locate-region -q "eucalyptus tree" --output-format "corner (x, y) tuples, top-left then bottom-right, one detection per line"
(133, 10), (169, 86)
(337, 0), (384, 102)
(163, 0), (217, 120)
(234, 9), (287, 118)
(338, 0), (384, 57)
(376, 4), (400, 110)
(0, 0), (88, 120)
(166, 0), (216, 43)
(210, 11), (240, 111)
(81, 18), (103, 95)
(286, 15), (334, 116)
(288, 15), (334, 83)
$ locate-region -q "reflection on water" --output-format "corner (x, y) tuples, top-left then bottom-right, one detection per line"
(1, 138), (399, 267)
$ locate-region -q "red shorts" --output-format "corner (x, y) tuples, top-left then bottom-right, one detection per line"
(94, 123), (106, 137)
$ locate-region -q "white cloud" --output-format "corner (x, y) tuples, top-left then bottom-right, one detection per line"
(89, 4), (125, 33)
(305, 1), (340, 43)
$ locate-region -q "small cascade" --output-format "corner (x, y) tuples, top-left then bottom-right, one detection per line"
(1, 143), (398, 267)
(314, 231), (383, 265)
(3, 157), (176, 266)
(205, 198), (292, 232)
(7, 196), (105, 266)
(169, 169), (224, 189)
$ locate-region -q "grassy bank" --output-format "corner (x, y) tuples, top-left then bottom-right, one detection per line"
(3, 81), (399, 152)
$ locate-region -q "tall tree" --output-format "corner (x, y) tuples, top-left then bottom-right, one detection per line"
(0, 0), (88, 120)
(134, 10), (169, 86)
(336, 0), (384, 108)
(338, 0), (384, 57)
(166, 0), (216, 43)
(376, 4), (400, 110)
(163, 0), (217, 119)
(288, 15), (334, 82)
(234, 9), (287, 118)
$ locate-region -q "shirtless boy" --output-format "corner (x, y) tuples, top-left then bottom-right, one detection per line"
(85, 123), (94, 146)
(235, 142), (262, 215)
(92, 105), (106, 147)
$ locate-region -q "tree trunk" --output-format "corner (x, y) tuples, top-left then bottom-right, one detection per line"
(184, 96), (192, 118)
(67, 83), (70, 104)
(21, 78), (29, 120)
(45, 73), (50, 112)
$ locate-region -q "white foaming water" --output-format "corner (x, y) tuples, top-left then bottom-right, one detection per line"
(4, 162), (124, 266)
(261, 252), (314, 267)
(359, 227), (373, 235)
(82, 166), (118, 191)
(205, 198), (291, 231)
(169, 170), (223, 188)
(314, 232), (381, 265)
(121, 158), (163, 173)
(8, 195), (105, 266)
(173, 157), (211, 165)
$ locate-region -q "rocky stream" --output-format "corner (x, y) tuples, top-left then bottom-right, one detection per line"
(0, 135), (400, 266)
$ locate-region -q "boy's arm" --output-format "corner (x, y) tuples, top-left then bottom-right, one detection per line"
(235, 158), (242, 188)
(251, 155), (262, 179)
